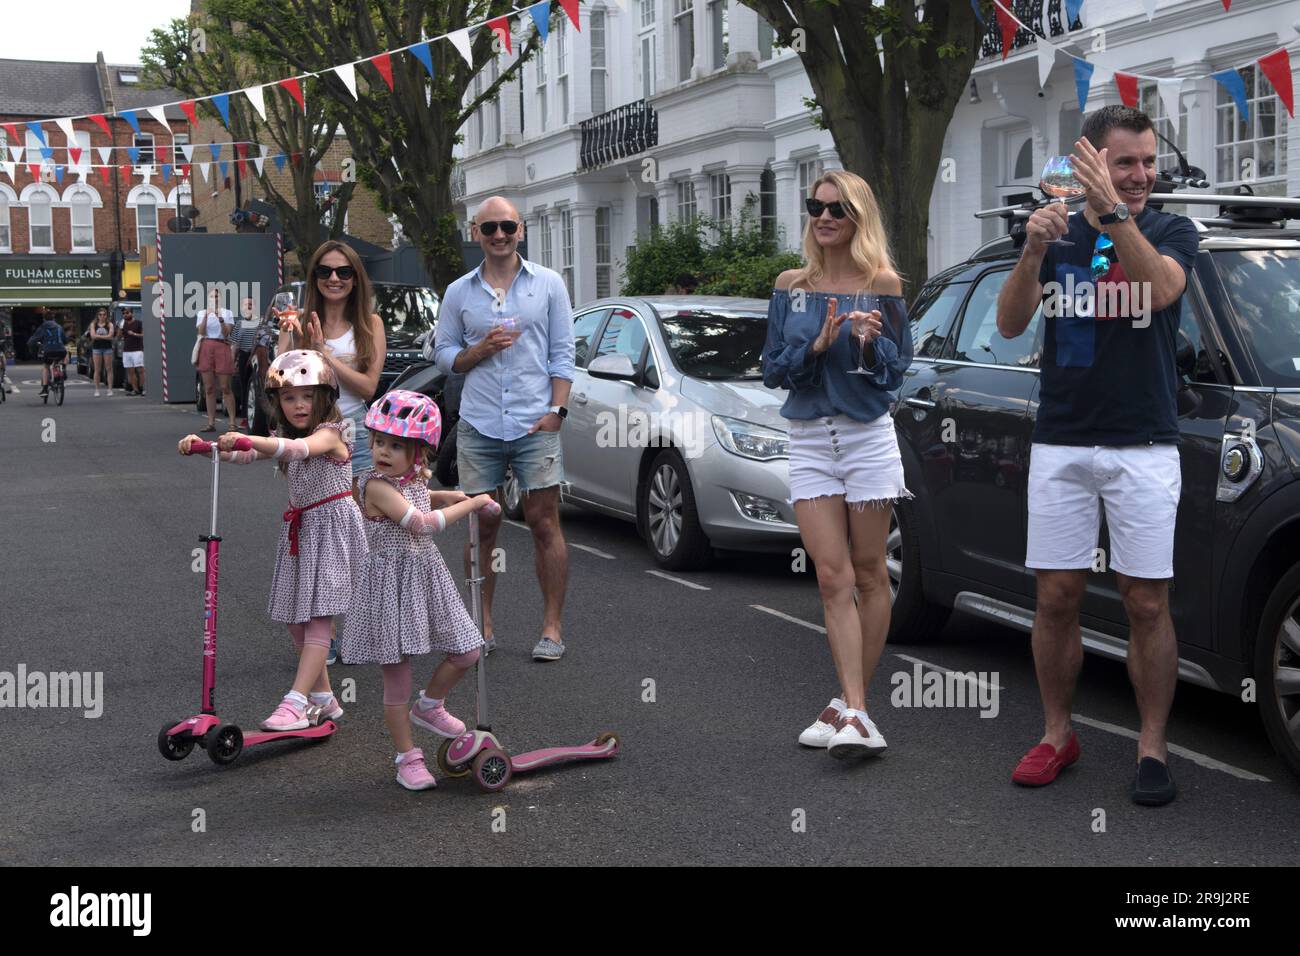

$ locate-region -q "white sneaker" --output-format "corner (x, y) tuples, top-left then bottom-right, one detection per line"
(94, 389), (100, 396)
(827, 709), (888, 759)
(107, 389), (114, 396)
(798, 697), (846, 748)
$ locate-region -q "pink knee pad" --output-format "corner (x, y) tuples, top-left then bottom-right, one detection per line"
(382, 660), (413, 706)
(302, 617), (332, 649)
(445, 648), (480, 670)
(288, 623), (306, 650)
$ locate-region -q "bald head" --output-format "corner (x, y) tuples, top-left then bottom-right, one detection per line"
(475, 196), (520, 223)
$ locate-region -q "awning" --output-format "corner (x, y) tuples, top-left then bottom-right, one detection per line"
(0, 288), (113, 306)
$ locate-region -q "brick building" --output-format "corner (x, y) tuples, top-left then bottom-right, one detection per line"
(0, 54), (189, 358)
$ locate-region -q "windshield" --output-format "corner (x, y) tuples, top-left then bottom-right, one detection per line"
(1212, 249), (1300, 387)
(657, 310), (768, 380)
(372, 286), (439, 344)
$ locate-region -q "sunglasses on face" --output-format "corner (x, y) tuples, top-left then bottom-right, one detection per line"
(314, 265), (356, 281)
(1091, 233), (1117, 280)
(805, 199), (853, 220)
(477, 220), (520, 236)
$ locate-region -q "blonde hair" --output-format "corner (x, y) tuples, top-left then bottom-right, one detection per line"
(368, 432), (433, 482)
(790, 170), (898, 292)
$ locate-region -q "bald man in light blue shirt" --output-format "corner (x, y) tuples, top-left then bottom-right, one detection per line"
(434, 196), (575, 661)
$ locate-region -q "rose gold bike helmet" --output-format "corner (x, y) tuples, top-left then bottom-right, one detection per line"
(265, 349), (339, 397)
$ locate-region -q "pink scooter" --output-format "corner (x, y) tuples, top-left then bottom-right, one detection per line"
(157, 439), (336, 767)
(435, 511), (619, 792)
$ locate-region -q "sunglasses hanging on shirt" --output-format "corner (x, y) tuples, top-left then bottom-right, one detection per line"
(1091, 233), (1118, 280)
(477, 220), (521, 236)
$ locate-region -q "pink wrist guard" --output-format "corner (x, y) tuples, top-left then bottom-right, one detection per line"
(228, 449), (258, 465)
(272, 437), (310, 461)
(399, 506), (446, 535)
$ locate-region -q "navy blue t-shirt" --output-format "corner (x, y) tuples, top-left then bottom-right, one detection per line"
(1034, 207), (1199, 446)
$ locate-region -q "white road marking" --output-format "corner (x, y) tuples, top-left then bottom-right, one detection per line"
(892, 652), (1005, 692)
(1069, 713), (1271, 783)
(750, 605), (825, 633)
(646, 570), (710, 591)
(504, 519), (529, 531)
(571, 542), (616, 559)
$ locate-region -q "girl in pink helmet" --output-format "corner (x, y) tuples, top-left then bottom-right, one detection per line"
(177, 349), (367, 732)
(341, 389), (497, 790)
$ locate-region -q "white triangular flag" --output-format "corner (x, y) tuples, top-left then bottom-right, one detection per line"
(197, 161), (210, 183)
(1158, 78), (1183, 135)
(1037, 40), (1055, 89)
(97, 145), (112, 165)
(180, 143), (195, 163)
(10, 144), (24, 163)
(139, 164), (153, 182)
(333, 63), (358, 100)
(1142, 0), (1157, 20)
(0, 161), (13, 183)
(147, 105), (170, 131)
(244, 85), (267, 121)
(55, 117), (76, 143)
(254, 144), (268, 175)
(448, 28), (474, 67)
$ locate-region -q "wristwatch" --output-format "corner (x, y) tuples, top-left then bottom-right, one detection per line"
(549, 405), (568, 420)
(1099, 202), (1130, 226)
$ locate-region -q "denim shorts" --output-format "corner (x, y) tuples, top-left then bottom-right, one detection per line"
(346, 411), (373, 476)
(457, 418), (564, 495)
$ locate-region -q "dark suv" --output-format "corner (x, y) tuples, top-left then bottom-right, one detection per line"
(887, 193), (1300, 782)
(241, 281), (439, 435)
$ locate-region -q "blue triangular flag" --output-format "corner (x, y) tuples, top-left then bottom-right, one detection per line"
(528, 1), (551, 43)
(411, 41), (435, 78)
(1065, 0), (1084, 25)
(26, 122), (47, 145)
(1213, 69), (1249, 124)
(40, 146), (53, 161)
(55, 164), (64, 184)
(162, 163), (172, 183)
(273, 152), (286, 172)
(1073, 57), (1096, 111)
(210, 142), (222, 162)
(970, 0), (984, 28)
(127, 146), (140, 165)
(212, 93), (231, 128)
(219, 160), (229, 179)
(120, 111), (142, 136)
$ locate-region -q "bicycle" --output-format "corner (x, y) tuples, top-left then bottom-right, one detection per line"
(41, 350), (67, 406)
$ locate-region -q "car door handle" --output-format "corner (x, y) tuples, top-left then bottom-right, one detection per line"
(904, 397), (935, 409)
(573, 392), (588, 405)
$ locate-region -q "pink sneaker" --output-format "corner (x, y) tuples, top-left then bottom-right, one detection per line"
(409, 700), (466, 739)
(312, 695), (344, 720)
(395, 749), (437, 790)
(260, 697), (308, 731)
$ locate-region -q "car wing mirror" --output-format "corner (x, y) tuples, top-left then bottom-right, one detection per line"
(587, 353), (637, 381)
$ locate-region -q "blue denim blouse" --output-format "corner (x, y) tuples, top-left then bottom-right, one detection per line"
(761, 288), (913, 423)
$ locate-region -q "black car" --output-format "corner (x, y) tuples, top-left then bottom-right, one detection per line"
(888, 191), (1300, 782)
(239, 281), (439, 435)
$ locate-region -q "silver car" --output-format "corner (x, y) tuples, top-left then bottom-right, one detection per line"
(557, 295), (798, 569)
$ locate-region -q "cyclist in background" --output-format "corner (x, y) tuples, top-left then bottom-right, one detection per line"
(27, 314), (68, 396)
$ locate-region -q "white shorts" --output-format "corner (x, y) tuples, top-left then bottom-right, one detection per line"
(787, 413), (911, 507)
(1026, 443), (1181, 579)
(123, 351), (144, 368)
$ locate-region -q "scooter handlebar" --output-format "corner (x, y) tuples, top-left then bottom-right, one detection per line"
(186, 440), (215, 456)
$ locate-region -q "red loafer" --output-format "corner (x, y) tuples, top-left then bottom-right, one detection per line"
(1011, 732), (1080, 786)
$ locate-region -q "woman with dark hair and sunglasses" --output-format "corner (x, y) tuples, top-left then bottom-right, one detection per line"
(762, 169), (914, 760)
(279, 241), (387, 484)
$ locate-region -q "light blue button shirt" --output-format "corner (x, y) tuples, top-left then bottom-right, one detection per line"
(434, 255), (576, 441)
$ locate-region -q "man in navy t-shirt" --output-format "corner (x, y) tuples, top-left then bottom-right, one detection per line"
(996, 106), (1199, 807)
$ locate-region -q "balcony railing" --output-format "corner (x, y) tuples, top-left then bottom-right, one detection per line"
(979, 0), (1080, 60)
(450, 161), (466, 202)
(579, 100), (659, 171)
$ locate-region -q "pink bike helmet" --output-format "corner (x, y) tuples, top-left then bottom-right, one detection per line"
(365, 389), (442, 449)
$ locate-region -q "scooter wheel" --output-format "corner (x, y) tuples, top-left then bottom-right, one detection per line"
(207, 724), (244, 766)
(158, 723), (194, 761)
(472, 748), (513, 792)
(436, 738), (472, 778)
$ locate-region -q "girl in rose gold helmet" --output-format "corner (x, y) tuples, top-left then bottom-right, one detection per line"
(177, 348), (367, 733)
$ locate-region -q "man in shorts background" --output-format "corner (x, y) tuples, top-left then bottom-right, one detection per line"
(995, 106), (1199, 806)
(434, 195), (575, 662)
(121, 308), (145, 396)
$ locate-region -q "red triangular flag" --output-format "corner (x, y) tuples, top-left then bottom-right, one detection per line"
(28, 163), (41, 180)
(488, 16), (512, 54)
(68, 147), (83, 165)
(291, 151), (302, 168)
(3, 123), (20, 144)
(89, 114), (111, 137)
(180, 163), (191, 179)
(1115, 72), (1140, 108)
(1221, 0), (1231, 9)
(98, 165), (112, 186)
(122, 165), (133, 186)
(371, 52), (394, 91)
(158, 145), (171, 166)
(278, 76), (306, 112)
(178, 100), (199, 127)
(996, 4), (1017, 61)
(1258, 48), (1294, 117)
(558, 0), (581, 30)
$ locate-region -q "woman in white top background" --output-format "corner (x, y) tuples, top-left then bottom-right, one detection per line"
(195, 288), (238, 432)
(278, 240), (386, 488)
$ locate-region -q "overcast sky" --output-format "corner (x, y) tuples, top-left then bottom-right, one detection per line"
(0, 0), (194, 64)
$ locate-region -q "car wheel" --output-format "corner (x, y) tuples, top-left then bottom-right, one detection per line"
(1255, 563), (1300, 782)
(886, 499), (950, 643)
(639, 449), (712, 571)
(502, 467), (525, 521)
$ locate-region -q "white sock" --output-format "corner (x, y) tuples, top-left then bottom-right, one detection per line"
(395, 747), (419, 764)
(286, 690), (309, 707)
(309, 692), (333, 705)
(417, 692), (443, 711)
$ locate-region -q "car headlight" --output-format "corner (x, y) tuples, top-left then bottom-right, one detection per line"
(711, 415), (789, 461)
